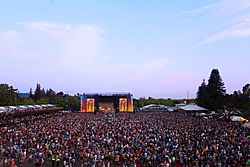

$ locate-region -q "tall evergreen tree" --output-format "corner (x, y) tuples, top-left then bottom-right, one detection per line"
(196, 79), (208, 108)
(241, 84), (250, 111)
(29, 87), (33, 99)
(41, 88), (46, 98)
(242, 84), (250, 96)
(34, 83), (42, 100)
(206, 69), (226, 111)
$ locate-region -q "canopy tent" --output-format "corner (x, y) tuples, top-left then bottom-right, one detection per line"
(18, 106), (28, 109)
(167, 107), (174, 112)
(0, 107), (7, 113)
(8, 106), (18, 109)
(141, 104), (168, 110)
(47, 104), (55, 107)
(140, 104), (168, 112)
(179, 104), (208, 111)
(26, 105), (35, 108)
(0, 104), (56, 113)
(34, 105), (42, 108)
(0, 106), (7, 110)
(230, 116), (249, 122)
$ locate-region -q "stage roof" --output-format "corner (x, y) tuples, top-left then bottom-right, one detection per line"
(82, 92), (132, 96)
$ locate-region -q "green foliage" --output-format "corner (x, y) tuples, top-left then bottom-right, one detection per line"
(196, 69), (250, 119)
(206, 69), (226, 110)
(34, 83), (42, 100)
(197, 79), (208, 108)
(36, 98), (49, 104)
(133, 97), (173, 107)
(18, 98), (35, 105)
(224, 84), (250, 112)
(67, 96), (80, 111)
(196, 69), (226, 111)
(0, 84), (18, 106)
(29, 88), (33, 99)
(0, 83), (81, 111)
(56, 97), (66, 107)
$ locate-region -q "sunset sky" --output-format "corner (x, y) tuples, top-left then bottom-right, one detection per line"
(1, 0), (250, 98)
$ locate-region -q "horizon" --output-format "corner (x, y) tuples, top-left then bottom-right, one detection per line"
(1, 0), (250, 99)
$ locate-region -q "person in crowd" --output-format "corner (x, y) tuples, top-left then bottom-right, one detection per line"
(0, 110), (249, 166)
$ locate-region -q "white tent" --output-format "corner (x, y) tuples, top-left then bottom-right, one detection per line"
(0, 107), (6, 113)
(27, 105), (35, 108)
(141, 104), (168, 111)
(34, 105), (42, 108)
(8, 106), (17, 109)
(0, 106), (7, 110)
(19, 106), (28, 109)
(180, 104), (208, 111)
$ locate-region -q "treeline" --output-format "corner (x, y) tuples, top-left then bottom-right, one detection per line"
(133, 97), (174, 107)
(133, 97), (196, 108)
(197, 69), (250, 115)
(0, 83), (80, 111)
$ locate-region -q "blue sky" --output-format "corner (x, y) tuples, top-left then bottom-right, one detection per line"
(0, 0), (250, 98)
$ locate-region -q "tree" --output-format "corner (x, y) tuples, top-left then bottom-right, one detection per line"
(41, 88), (46, 98)
(133, 98), (139, 108)
(34, 83), (42, 100)
(206, 69), (226, 111)
(196, 79), (208, 108)
(241, 84), (250, 111)
(0, 84), (18, 106)
(36, 98), (49, 104)
(56, 92), (64, 97)
(20, 98), (35, 105)
(242, 84), (250, 96)
(56, 97), (66, 107)
(67, 96), (80, 111)
(45, 88), (56, 104)
(29, 88), (34, 99)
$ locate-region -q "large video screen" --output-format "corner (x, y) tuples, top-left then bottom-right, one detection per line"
(81, 97), (95, 112)
(86, 98), (95, 112)
(119, 98), (127, 112)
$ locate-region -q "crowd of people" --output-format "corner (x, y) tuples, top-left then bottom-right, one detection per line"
(0, 111), (249, 167)
(0, 107), (63, 126)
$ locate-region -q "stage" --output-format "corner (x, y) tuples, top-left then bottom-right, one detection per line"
(80, 92), (133, 113)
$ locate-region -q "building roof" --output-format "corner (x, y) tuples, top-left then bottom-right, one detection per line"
(141, 104), (168, 110)
(179, 104), (207, 111)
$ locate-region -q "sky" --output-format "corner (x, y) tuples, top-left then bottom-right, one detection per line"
(0, 0), (250, 99)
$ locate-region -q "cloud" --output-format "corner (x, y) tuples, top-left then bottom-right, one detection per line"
(132, 58), (172, 80)
(187, 0), (250, 45)
(199, 14), (250, 45)
(183, 0), (250, 16)
(182, 5), (213, 16)
(0, 21), (178, 97)
(220, 0), (250, 13)
(0, 21), (105, 69)
(182, 0), (250, 45)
